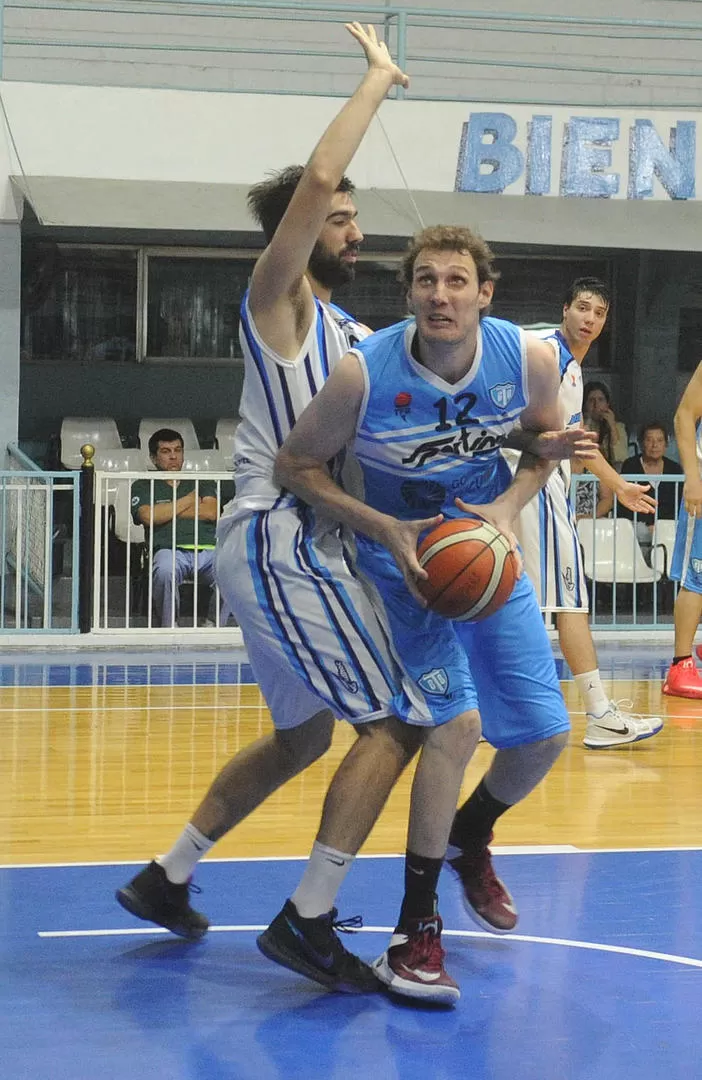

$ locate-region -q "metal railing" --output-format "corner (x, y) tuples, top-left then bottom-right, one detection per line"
(2, 444), (79, 631)
(92, 468), (234, 632)
(2, 0), (702, 106)
(571, 471), (684, 629)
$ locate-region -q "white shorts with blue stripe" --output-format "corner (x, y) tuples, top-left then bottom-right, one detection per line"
(516, 468), (589, 614)
(215, 502), (431, 730)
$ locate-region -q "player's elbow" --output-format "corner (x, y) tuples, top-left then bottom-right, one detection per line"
(274, 445), (300, 491)
(301, 163), (338, 198)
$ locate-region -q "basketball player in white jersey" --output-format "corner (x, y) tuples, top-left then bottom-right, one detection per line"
(663, 359), (702, 697)
(510, 279), (662, 748)
(117, 24), (435, 991)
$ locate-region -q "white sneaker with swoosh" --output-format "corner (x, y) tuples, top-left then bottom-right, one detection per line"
(584, 700), (663, 750)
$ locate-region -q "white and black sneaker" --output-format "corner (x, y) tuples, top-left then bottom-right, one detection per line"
(584, 701), (662, 750)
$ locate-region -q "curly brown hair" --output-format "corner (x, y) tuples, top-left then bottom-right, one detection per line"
(399, 225), (500, 289)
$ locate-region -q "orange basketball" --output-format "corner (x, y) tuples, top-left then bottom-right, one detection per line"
(416, 518), (518, 621)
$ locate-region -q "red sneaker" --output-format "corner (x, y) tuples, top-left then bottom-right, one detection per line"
(447, 834), (518, 933)
(663, 657), (702, 699)
(372, 914), (460, 1005)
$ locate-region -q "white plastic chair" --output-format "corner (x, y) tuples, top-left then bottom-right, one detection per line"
(138, 418), (200, 453)
(94, 449), (153, 507)
(112, 477), (145, 545)
(60, 416), (122, 469)
(181, 451), (227, 473)
(577, 518), (662, 585)
(214, 418), (240, 469)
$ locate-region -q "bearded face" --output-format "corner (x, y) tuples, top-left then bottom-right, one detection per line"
(308, 236), (360, 290)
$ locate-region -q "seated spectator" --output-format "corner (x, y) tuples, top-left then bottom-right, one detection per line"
(583, 380), (629, 468)
(131, 428), (218, 627)
(619, 421), (683, 553)
(572, 456), (613, 519)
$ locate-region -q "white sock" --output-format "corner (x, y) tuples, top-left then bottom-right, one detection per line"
(575, 670), (610, 718)
(291, 841), (355, 919)
(157, 823), (214, 884)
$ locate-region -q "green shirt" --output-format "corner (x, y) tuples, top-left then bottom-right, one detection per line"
(131, 477), (217, 551)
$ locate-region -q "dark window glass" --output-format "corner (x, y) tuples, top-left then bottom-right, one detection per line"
(333, 259), (406, 329)
(21, 245), (137, 363)
(678, 309), (702, 372)
(146, 257), (251, 360)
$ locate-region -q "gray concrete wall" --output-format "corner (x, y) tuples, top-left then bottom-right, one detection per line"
(3, 1), (702, 108)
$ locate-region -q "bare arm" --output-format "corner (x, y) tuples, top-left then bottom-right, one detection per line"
(675, 360), (702, 515)
(176, 495), (219, 523)
(137, 489), (196, 528)
(586, 448), (656, 514)
(249, 24), (408, 356)
(275, 352), (441, 602)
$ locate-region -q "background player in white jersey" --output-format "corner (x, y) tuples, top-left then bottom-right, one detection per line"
(511, 279), (662, 749)
(271, 225), (584, 1003)
(117, 25), (436, 992)
(663, 360), (702, 698)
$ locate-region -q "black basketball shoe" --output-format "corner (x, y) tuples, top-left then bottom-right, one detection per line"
(116, 860), (209, 940)
(257, 899), (379, 993)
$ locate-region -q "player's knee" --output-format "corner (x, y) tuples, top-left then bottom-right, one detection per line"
(532, 730), (569, 765)
(276, 709), (334, 771)
(352, 715), (423, 768)
(428, 709), (481, 762)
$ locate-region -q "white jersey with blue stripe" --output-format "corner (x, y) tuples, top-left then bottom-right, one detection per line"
(223, 291), (368, 525)
(350, 316), (528, 519)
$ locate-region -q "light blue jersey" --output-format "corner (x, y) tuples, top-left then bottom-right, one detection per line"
(350, 317), (528, 519)
(345, 317), (570, 745)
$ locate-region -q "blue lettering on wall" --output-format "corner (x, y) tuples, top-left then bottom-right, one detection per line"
(455, 112), (523, 194)
(454, 111), (698, 200)
(628, 119), (695, 200)
(525, 115), (552, 195)
(561, 117), (620, 198)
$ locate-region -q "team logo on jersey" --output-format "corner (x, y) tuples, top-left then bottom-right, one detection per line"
(394, 391), (412, 419)
(418, 668), (449, 696)
(401, 479), (446, 513)
(691, 559), (702, 575)
(334, 660), (359, 695)
(562, 567), (575, 593)
(131, 495), (139, 506)
(489, 382), (516, 410)
(567, 412), (582, 425)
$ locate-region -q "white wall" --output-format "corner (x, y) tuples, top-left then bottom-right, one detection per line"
(2, 82), (702, 250)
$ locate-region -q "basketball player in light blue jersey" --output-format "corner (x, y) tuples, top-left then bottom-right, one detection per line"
(663, 360), (702, 697)
(273, 225), (589, 1002)
(117, 24), (436, 992)
(510, 279), (662, 748)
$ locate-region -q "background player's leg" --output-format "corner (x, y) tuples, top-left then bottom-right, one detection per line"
(448, 575), (570, 934)
(558, 611), (661, 748)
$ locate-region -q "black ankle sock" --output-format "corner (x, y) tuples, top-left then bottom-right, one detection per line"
(398, 850), (442, 924)
(450, 778), (511, 850)
(673, 655), (692, 665)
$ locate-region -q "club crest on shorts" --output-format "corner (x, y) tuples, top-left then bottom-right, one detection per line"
(418, 668), (449, 696)
(691, 558), (702, 575)
(562, 567), (575, 593)
(334, 660), (359, 695)
(489, 382), (516, 410)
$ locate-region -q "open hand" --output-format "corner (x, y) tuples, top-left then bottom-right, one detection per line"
(534, 428), (599, 461)
(345, 22), (410, 88)
(615, 481), (656, 515)
(380, 513), (443, 604)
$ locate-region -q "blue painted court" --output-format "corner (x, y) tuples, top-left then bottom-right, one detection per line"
(2, 851), (701, 1079)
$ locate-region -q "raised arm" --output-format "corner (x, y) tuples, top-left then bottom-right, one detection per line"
(675, 359), (702, 515)
(249, 24), (408, 349)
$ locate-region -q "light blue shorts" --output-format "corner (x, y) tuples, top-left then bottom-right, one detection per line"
(670, 507), (702, 593)
(356, 540), (570, 750)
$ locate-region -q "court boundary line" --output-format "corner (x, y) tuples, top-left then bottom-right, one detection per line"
(3, 844), (702, 870)
(34, 923), (702, 970)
